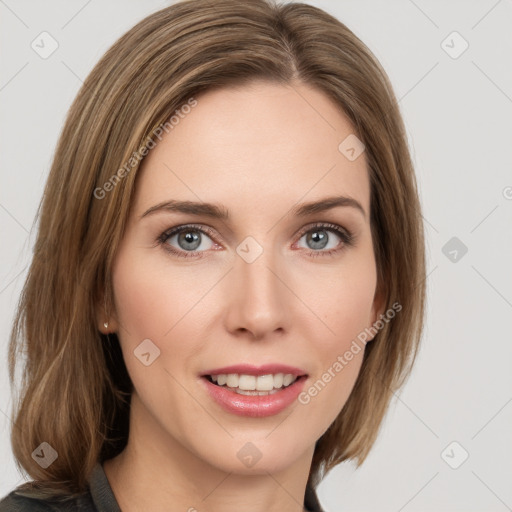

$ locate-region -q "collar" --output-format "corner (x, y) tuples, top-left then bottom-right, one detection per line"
(89, 463), (122, 512)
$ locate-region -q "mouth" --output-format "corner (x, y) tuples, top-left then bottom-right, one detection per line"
(201, 373), (308, 396)
(200, 372), (309, 417)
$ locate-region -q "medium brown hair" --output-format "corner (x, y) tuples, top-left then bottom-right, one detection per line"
(7, 0), (426, 499)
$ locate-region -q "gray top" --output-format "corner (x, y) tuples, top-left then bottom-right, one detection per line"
(0, 463), (325, 511)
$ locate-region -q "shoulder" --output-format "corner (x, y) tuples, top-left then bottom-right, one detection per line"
(0, 488), (95, 512)
(305, 483), (326, 512)
(0, 490), (54, 511)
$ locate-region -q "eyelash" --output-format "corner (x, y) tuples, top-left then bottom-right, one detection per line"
(156, 222), (354, 260)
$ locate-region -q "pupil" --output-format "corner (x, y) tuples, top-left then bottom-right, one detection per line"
(308, 230), (328, 250)
(179, 230), (200, 250)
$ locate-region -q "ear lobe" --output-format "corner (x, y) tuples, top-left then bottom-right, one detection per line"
(367, 287), (386, 341)
(95, 291), (118, 334)
(94, 296), (105, 331)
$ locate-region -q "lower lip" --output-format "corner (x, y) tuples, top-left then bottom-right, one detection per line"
(200, 376), (308, 418)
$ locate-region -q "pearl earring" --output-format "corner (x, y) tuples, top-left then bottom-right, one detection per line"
(104, 322), (109, 329)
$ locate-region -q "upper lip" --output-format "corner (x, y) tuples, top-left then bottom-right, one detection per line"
(200, 364), (308, 377)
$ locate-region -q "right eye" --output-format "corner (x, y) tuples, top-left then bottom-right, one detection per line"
(158, 224), (219, 259)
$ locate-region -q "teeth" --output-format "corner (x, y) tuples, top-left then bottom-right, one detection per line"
(209, 373), (298, 391)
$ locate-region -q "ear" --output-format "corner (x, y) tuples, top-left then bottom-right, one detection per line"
(367, 286), (386, 342)
(95, 289), (119, 334)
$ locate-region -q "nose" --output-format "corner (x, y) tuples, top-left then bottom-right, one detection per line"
(224, 243), (290, 340)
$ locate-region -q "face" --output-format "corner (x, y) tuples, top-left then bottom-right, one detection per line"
(106, 80), (383, 477)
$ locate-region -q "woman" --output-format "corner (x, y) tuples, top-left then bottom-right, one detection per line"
(0, 0), (425, 510)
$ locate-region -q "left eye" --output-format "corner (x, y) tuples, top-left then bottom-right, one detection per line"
(297, 227), (343, 251)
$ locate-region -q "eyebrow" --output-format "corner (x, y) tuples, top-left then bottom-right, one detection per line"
(139, 195), (366, 221)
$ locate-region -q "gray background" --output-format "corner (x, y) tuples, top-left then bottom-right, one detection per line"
(1, 1), (511, 510)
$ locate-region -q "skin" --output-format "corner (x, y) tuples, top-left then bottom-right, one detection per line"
(100, 80), (384, 512)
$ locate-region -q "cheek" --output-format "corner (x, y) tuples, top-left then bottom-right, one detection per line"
(111, 248), (214, 378)
(294, 254), (376, 425)
(300, 349), (364, 439)
(298, 289), (368, 434)
(112, 273), (162, 345)
(112, 248), (194, 339)
(298, 251), (378, 346)
(110, 251), (201, 411)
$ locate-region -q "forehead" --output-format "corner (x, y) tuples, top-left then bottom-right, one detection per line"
(134, 81), (370, 218)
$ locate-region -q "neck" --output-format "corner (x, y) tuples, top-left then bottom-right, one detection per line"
(103, 392), (315, 512)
